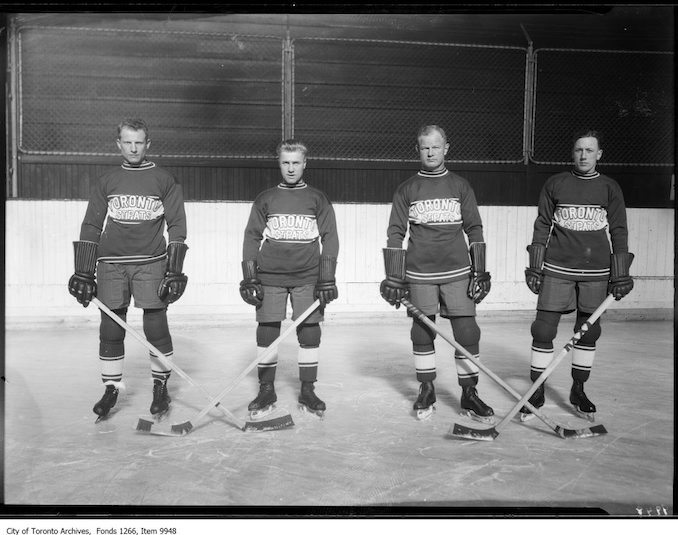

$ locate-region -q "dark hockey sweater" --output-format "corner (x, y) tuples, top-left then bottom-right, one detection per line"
(532, 170), (629, 281)
(79, 161), (187, 264)
(243, 181), (339, 287)
(386, 168), (484, 284)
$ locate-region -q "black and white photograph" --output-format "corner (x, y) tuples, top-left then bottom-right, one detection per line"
(1, 5), (674, 527)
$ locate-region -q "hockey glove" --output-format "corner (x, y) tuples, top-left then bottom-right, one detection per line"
(240, 260), (264, 307)
(68, 240), (98, 307)
(315, 255), (338, 307)
(467, 242), (491, 304)
(158, 242), (189, 304)
(525, 243), (546, 294)
(380, 248), (409, 309)
(608, 252), (634, 300)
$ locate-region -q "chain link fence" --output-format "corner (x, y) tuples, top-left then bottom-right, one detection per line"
(17, 26), (284, 158)
(12, 24), (674, 166)
(532, 48), (674, 166)
(293, 38), (527, 162)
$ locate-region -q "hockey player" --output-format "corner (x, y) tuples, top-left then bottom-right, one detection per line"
(68, 118), (188, 422)
(240, 139), (339, 419)
(521, 129), (634, 422)
(380, 124), (493, 422)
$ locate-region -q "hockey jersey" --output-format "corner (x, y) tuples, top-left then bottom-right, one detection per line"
(386, 168), (484, 284)
(79, 161), (187, 264)
(243, 181), (339, 287)
(532, 169), (629, 281)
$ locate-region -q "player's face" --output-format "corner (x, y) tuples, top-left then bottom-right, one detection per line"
(417, 132), (449, 172)
(278, 150), (307, 184)
(117, 127), (150, 165)
(572, 136), (602, 174)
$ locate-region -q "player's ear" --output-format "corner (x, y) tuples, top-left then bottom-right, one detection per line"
(444, 142), (450, 155)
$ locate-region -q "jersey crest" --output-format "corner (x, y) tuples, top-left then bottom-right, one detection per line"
(263, 213), (319, 243)
(554, 204), (608, 232)
(107, 194), (164, 223)
(409, 198), (462, 226)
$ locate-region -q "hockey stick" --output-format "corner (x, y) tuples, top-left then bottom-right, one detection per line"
(91, 296), (276, 433)
(400, 297), (610, 441)
(169, 299), (322, 435)
(454, 293), (615, 440)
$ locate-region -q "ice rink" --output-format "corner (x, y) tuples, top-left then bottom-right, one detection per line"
(3, 309), (674, 516)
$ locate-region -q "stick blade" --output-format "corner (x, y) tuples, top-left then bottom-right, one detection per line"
(450, 423), (499, 441)
(135, 417), (155, 433)
(243, 412), (295, 432)
(170, 421), (194, 436)
(561, 423), (608, 439)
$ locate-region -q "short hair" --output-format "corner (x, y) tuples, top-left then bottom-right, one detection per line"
(276, 139), (308, 158)
(417, 125), (447, 145)
(118, 118), (149, 139)
(572, 129), (603, 149)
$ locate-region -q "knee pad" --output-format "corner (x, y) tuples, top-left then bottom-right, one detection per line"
(257, 322), (281, 346)
(99, 307), (127, 357)
(531, 310), (561, 345)
(449, 316), (481, 347)
(143, 308), (172, 354)
(575, 311), (602, 346)
(410, 315), (436, 350)
(297, 323), (321, 348)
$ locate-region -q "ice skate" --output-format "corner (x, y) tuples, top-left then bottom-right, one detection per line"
(298, 381), (326, 418)
(149, 379), (171, 420)
(93, 382), (124, 422)
(519, 382), (545, 422)
(413, 381), (436, 420)
(460, 385), (495, 424)
(570, 380), (596, 421)
(248, 382), (278, 420)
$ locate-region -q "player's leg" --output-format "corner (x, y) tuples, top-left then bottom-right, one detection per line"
(569, 281), (606, 420)
(408, 283), (439, 419)
(249, 285), (287, 417)
(291, 284), (326, 416)
(441, 280), (494, 423)
(520, 275), (571, 420)
(92, 262), (131, 419)
(133, 261), (175, 417)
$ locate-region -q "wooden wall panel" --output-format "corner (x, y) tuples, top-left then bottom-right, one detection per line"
(5, 201), (673, 319)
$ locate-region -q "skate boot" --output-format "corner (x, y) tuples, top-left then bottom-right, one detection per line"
(413, 381), (436, 420)
(150, 379), (171, 418)
(298, 381), (326, 418)
(570, 380), (596, 421)
(519, 382), (545, 422)
(248, 382), (277, 419)
(460, 385), (495, 424)
(93, 382), (122, 421)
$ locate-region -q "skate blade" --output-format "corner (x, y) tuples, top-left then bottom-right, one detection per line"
(519, 411), (536, 422)
(298, 404), (325, 419)
(249, 404), (277, 421)
(415, 406), (435, 421)
(460, 409), (495, 425)
(150, 405), (172, 423)
(94, 405), (120, 424)
(572, 405), (596, 422)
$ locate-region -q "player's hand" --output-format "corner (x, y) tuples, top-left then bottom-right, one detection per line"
(380, 278), (409, 309)
(608, 276), (633, 300)
(68, 273), (97, 307)
(524, 268), (543, 294)
(468, 271), (491, 303)
(315, 281), (338, 307)
(158, 273), (188, 304)
(240, 279), (263, 306)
